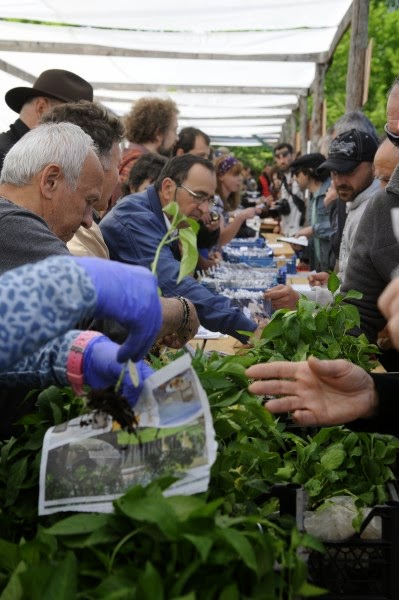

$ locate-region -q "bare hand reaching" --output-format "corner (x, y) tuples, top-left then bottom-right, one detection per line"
(246, 356), (378, 426)
(264, 284), (299, 310)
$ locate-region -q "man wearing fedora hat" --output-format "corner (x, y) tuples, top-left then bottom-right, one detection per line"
(0, 69), (93, 172)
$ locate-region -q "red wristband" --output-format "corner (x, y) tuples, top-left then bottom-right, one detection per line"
(66, 331), (103, 396)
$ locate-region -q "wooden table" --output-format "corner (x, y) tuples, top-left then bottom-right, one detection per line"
(262, 232), (296, 258)
(260, 218), (279, 233)
(189, 336), (246, 355)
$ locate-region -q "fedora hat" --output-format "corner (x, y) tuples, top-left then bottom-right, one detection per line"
(5, 69), (93, 113)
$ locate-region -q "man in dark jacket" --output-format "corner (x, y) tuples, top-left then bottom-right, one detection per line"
(0, 69), (93, 171)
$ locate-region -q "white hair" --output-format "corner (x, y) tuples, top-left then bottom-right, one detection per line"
(0, 122), (97, 191)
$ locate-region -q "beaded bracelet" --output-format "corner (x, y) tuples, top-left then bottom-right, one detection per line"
(176, 296), (191, 332)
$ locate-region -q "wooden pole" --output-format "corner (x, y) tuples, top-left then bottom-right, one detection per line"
(290, 113), (297, 149)
(311, 63), (327, 151)
(345, 0), (369, 111)
(299, 96), (308, 155)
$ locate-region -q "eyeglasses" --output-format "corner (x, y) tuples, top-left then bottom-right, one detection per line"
(384, 123), (399, 147)
(174, 182), (214, 204)
(275, 150), (290, 159)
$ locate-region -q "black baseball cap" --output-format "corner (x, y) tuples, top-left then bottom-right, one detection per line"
(318, 129), (378, 174)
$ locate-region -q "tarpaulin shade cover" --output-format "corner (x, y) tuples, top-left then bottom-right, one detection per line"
(0, 0), (353, 145)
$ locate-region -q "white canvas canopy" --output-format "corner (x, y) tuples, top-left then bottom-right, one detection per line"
(0, 0), (353, 145)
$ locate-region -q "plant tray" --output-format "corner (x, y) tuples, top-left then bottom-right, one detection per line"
(274, 483), (399, 599)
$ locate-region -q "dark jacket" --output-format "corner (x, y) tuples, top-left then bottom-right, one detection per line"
(0, 118), (30, 172)
(350, 373), (399, 437)
(341, 167), (399, 343)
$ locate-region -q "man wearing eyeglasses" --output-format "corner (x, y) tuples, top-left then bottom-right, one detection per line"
(273, 143), (305, 237)
(100, 154), (259, 342)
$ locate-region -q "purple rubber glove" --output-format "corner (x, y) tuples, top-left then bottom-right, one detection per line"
(83, 335), (154, 407)
(73, 257), (162, 362)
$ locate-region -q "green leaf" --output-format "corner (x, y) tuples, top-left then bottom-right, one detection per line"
(0, 540), (19, 572)
(0, 560), (26, 600)
(185, 217), (200, 234)
(91, 574), (136, 599)
(219, 528), (257, 571)
(320, 444), (346, 470)
(341, 304), (361, 328)
(45, 514), (110, 536)
(343, 289), (363, 300)
(177, 226), (199, 283)
(282, 314), (300, 345)
(5, 457), (28, 506)
(166, 495), (205, 520)
(300, 314), (317, 332)
(219, 583), (240, 600)
(260, 315), (284, 341)
(184, 534), (213, 562)
(136, 562), (164, 600)
(297, 581), (328, 597)
(163, 202), (179, 218)
(41, 552), (77, 600)
(327, 272), (340, 293)
(115, 488), (179, 539)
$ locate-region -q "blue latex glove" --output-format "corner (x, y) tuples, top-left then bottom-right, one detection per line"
(83, 335), (154, 407)
(73, 257), (162, 362)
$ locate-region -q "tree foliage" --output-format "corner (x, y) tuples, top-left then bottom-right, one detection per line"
(325, 0), (399, 134)
(227, 145), (274, 174)
(224, 0), (399, 163)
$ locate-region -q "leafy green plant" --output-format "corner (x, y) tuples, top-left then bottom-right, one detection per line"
(0, 386), (85, 541)
(0, 383), (325, 600)
(255, 273), (379, 372)
(0, 477), (325, 600)
(152, 201), (199, 283)
(275, 426), (399, 510)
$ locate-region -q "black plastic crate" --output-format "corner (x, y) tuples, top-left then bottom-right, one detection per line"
(272, 484), (399, 599)
(308, 501), (399, 599)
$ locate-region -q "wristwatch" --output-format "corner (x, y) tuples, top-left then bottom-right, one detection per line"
(66, 331), (102, 395)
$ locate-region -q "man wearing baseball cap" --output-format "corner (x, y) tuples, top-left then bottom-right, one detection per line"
(264, 130), (379, 311)
(0, 69), (93, 171)
(318, 128), (379, 279)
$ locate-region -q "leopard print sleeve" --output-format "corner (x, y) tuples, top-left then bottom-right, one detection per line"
(0, 256), (97, 371)
(0, 330), (80, 388)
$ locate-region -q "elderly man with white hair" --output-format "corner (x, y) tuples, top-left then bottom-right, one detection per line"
(0, 121), (103, 274)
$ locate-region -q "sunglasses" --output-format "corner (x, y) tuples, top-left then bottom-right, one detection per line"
(275, 150), (290, 159)
(174, 182), (214, 205)
(384, 123), (399, 147)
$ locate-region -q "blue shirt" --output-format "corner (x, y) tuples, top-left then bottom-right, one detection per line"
(100, 185), (257, 341)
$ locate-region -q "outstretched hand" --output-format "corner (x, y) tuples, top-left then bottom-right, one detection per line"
(264, 284), (299, 310)
(246, 356), (378, 426)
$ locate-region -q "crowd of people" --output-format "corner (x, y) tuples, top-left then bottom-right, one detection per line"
(1, 67), (399, 439)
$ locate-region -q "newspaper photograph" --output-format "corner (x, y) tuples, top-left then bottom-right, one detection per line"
(39, 354), (217, 515)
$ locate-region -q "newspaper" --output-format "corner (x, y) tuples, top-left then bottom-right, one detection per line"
(39, 354), (217, 515)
